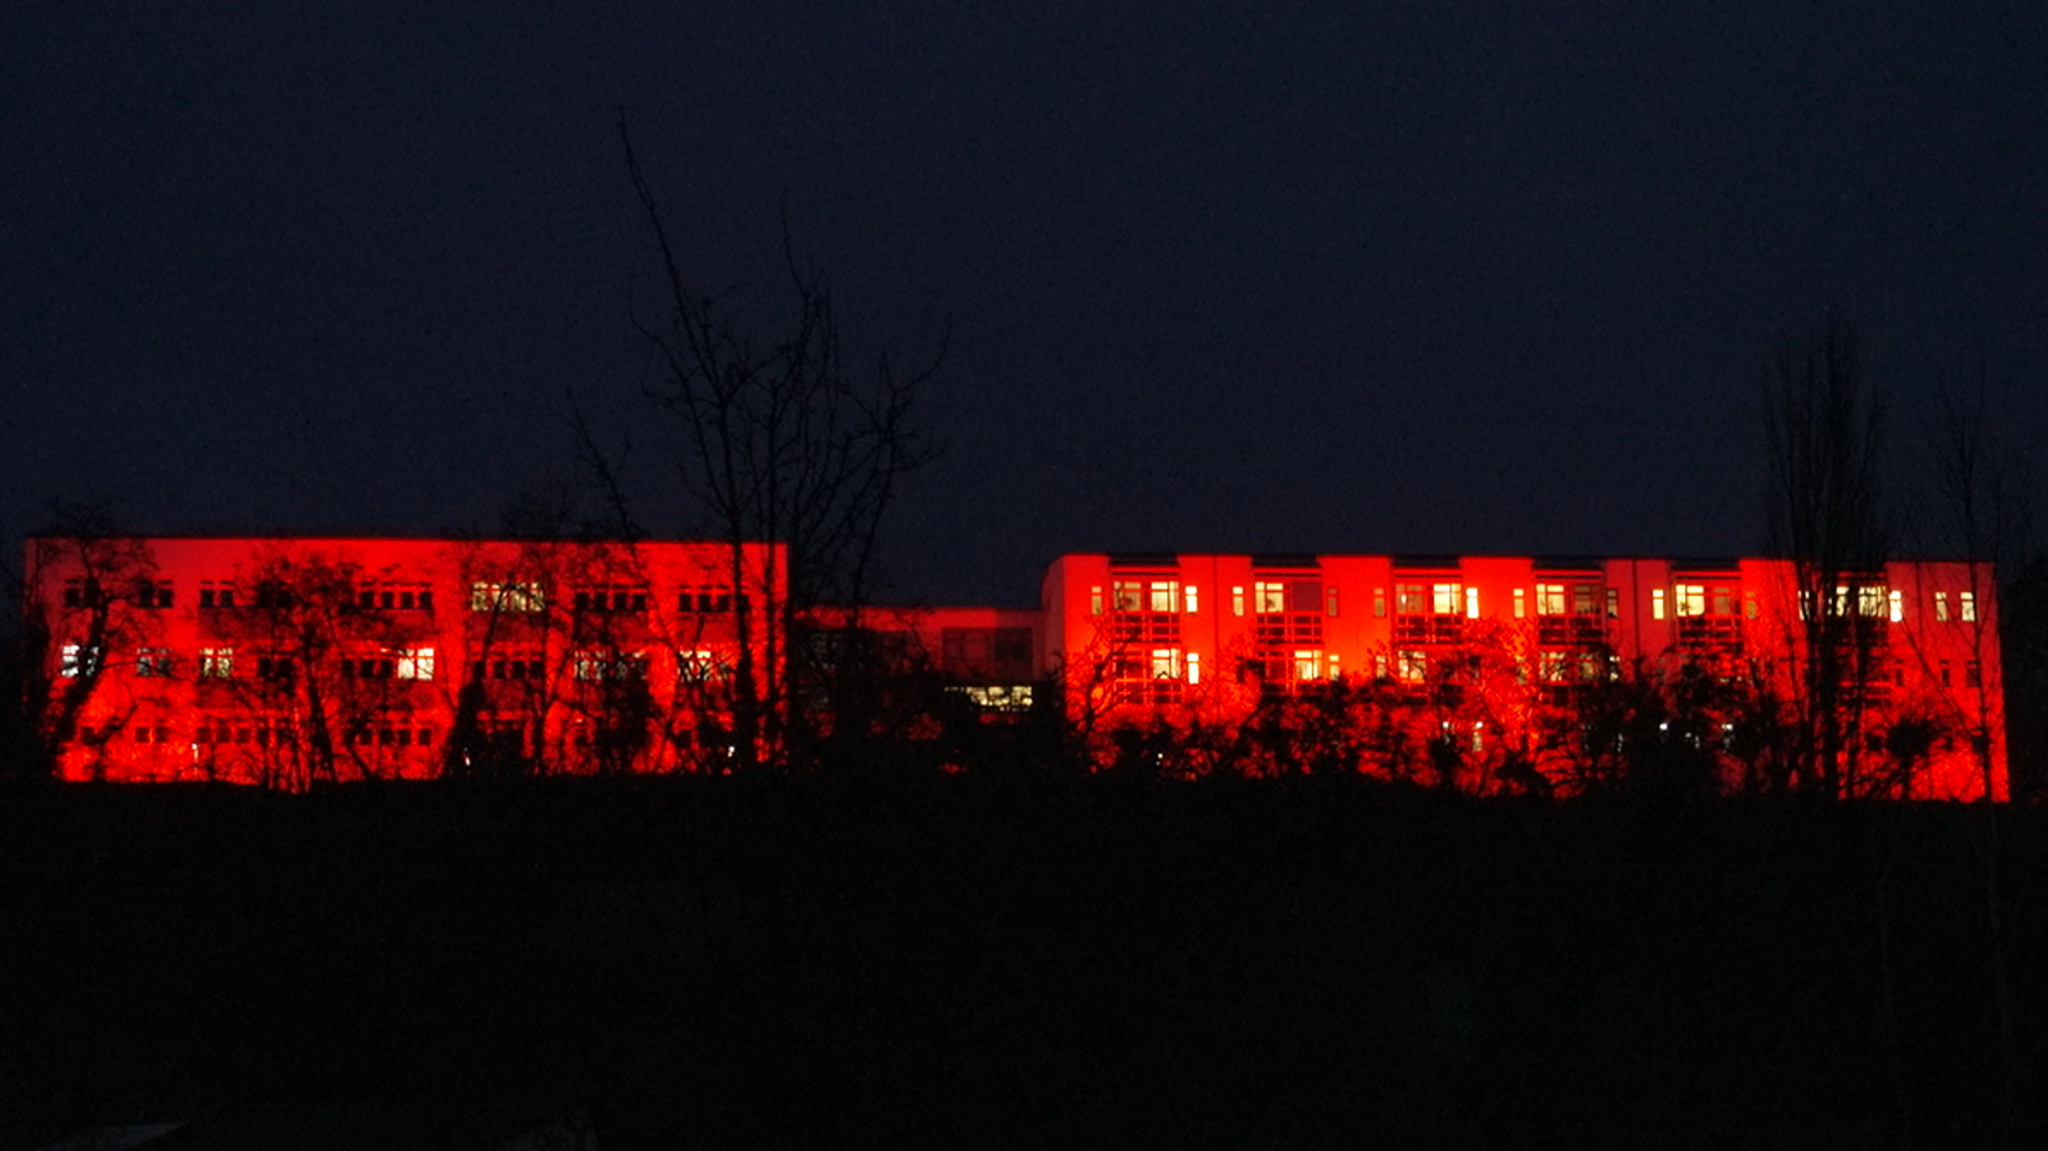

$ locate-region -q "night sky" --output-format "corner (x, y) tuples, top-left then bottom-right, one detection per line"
(7, 2), (2045, 606)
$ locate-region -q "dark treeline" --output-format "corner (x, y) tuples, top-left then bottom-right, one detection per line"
(3, 774), (2043, 1148)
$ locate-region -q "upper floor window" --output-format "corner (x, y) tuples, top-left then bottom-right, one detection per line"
(199, 581), (237, 609)
(1431, 583), (1462, 616)
(574, 586), (649, 613)
(396, 647), (436, 681)
(134, 579), (174, 609)
(471, 582), (544, 613)
(136, 647), (174, 677)
(1935, 591), (1951, 621)
(679, 588), (734, 613)
(62, 578), (104, 609)
(198, 647), (233, 679)
(60, 643), (102, 678)
(1961, 591), (1978, 622)
(574, 650), (649, 682)
(360, 582), (432, 611)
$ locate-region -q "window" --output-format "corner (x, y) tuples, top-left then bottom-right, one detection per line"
(1939, 660), (1952, 687)
(1147, 580), (1179, 613)
(1327, 587), (1340, 617)
(679, 650), (728, 684)
(574, 650), (648, 682)
(1091, 586), (1104, 616)
(1433, 583), (1462, 616)
(1858, 586), (1889, 618)
(1292, 650), (1323, 681)
(1513, 588), (1526, 619)
(199, 648), (233, 679)
(1464, 587), (1480, 620)
(1395, 584), (1427, 615)
(471, 582), (544, 613)
(257, 655), (295, 683)
(1184, 585), (1199, 614)
(1744, 593), (1758, 620)
(199, 581), (236, 609)
(1113, 581), (1144, 612)
(1967, 660), (1983, 688)
(1888, 589), (1903, 623)
(396, 648), (436, 681)
(1147, 648), (1181, 681)
(60, 644), (102, 678)
(1373, 588), (1386, 618)
(1232, 586), (1246, 617)
(135, 579), (174, 609)
(1255, 581), (1286, 613)
(574, 586), (649, 613)
(359, 582), (432, 611)
(1675, 584), (1706, 617)
(1186, 652), (1201, 685)
(1935, 591), (1950, 622)
(1536, 583), (1565, 616)
(1396, 650), (1428, 684)
(62, 578), (103, 609)
(256, 580), (295, 609)
(1651, 589), (1666, 620)
(1606, 588), (1620, 618)
(136, 647), (174, 677)
(1961, 591), (1977, 622)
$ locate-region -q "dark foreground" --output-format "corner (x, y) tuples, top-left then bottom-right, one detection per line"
(3, 776), (2043, 1149)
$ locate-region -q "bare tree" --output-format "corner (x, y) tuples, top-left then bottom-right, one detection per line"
(620, 126), (941, 771)
(1764, 320), (1889, 797)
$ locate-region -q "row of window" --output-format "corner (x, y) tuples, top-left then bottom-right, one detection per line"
(1092, 578), (1981, 626)
(60, 577), (754, 616)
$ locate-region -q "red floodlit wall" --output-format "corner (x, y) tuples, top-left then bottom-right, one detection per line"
(28, 536), (784, 785)
(1043, 553), (2008, 799)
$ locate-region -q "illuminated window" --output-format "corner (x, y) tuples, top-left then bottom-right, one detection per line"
(1858, 586), (1889, 618)
(1292, 650), (1322, 681)
(1184, 585), (1199, 614)
(136, 648), (173, 677)
(472, 582), (544, 613)
(1513, 588), (1526, 619)
(1888, 589), (1903, 623)
(1961, 591), (1977, 622)
(1396, 650), (1427, 684)
(1091, 586), (1103, 616)
(1651, 589), (1666, 620)
(1373, 588), (1386, 618)
(1540, 652), (1569, 683)
(1395, 584), (1427, 615)
(1255, 581), (1286, 613)
(1147, 581), (1178, 613)
(1744, 593), (1758, 620)
(1113, 581), (1143, 612)
(1675, 585), (1706, 617)
(1149, 648), (1183, 680)
(199, 647), (233, 679)
(1537, 584), (1566, 616)
(1464, 587), (1480, 619)
(60, 644), (102, 678)
(679, 650), (728, 684)
(1935, 591), (1950, 622)
(575, 650), (648, 682)
(1327, 653), (1340, 680)
(1232, 586), (1245, 616)
(1187, 652), (1201, 685)
(1605, 588), (1619, 618)
(1432, 584), (1462, 616)
(397, 648), (436, 681)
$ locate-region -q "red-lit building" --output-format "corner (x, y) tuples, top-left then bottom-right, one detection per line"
(1043, 553), (2006, 798)
(26, 536), (2009, 798)
(27, 536), (783, 784)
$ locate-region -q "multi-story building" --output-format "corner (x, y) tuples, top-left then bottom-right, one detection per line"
(26, 537), (2008, 798)
(1043, 553), (2007, 798)
(27, 536), (783, 784)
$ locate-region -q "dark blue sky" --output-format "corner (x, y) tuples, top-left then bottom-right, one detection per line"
(6, 1), (2044, 605)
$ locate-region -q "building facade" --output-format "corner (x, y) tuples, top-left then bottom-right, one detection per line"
(28, 536), (783, 784)
(1043, 553), (2006, 798)
(25, 537), (2009, 798)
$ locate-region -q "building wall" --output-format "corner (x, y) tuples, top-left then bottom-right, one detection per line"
(29, 536), (784, 784)
(1042, 552), (2007, 798)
